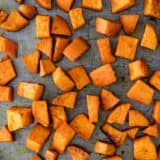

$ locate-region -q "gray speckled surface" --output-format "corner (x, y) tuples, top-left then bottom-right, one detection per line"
(0, 0), (160, 160)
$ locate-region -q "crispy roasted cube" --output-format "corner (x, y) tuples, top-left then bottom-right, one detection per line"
(0, 125), (13, 142)
(150, 70), (160, 90)
(56, 0), (74, 12)
(30, 155), (42, 160)
(82, 0), (103, 11)
(0, 86), (13, 102)
(101, 156), (122, 160)
(0, 10), (8, 24)
(152, 101), (160, 124)
(124, 128), (139, 139)
(45, 150), (58, 160)
(16, 0), (23, 3)
(36, 0), (52, 10)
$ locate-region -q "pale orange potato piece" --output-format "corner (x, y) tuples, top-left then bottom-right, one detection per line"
(127, 80), (154, 105)
(150, 70), (160, 90)
(36, 0), (52, 10)
(0, 125), (13, 142)
(30, 155), (42, 160)
(0, 10), (8, 25)
(82, 0), (103, 11)
(56, 0), (74, 12)
(45, 150), (58, 160)
(152, 101), (160, 124)
(0, 86), (13, 102)
(7, 106), (33, 131)
(101, 156), (122, 160)
(124, 128), (139, 139)
(22, 51), (40, 73)
(0, 9), (29, 31)
(26, 124), (51, 153)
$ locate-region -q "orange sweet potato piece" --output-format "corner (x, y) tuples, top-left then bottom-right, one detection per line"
(101, 156), (122, 160)
(90, 64), (117, 87)
(150, 71), (160, 90)
(124, 128), (139, 139)
(152, 101), (160, 124)
(45, 150), (58, 160)
(36, 0), (52, 10)
(26, 124), (51, 153)
(63, 37), (90, 62)
(70, 114), (95, 141)
(0, 10), (8, 25)
(0, 125), (13, 142)
(30, 155), (42, 160)
(82, 0), (103, 11)
(0, 86), (13, 102)
(127, 80), (154, 105)
(56, 0), (74, 12)
(16, 0), (23, 3)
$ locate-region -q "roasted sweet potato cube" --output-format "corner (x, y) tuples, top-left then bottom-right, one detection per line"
(52, 92), (77, 109)
(56, 0), (74, 12)
(36, 0), (52, 10)
(52, 67), (75, 92)
(101, 89), (120, 110)
(26, 124), (51, 153)
(70, 114), (95, 141)
(51, 15), (72, 36)
(45, 150), (58, 160)
(111, 0), (136, 13)
(150, 71), (160, 90)
(152, 101), (160, 124)
(115, 35), (138, 61)
(107, 103), (131, 125)
(127, 80), (154, 105)
(101, 156), (122, 160)
(30, 155), (42, 160)
(68, 146), (89, 160)
(63, 37), (90, 62)
(82, 0), (103, 11)
(0, 125), (13, 142)
(0, 10), (8, 25)
(52, 122), (75, 153)
(124, 128), (139, 139)
(16, 0), (23, 3)
(36, 15), (50, 38)
(0, 86), (13, 102)
(102, 124), (127, 146)
(17, 82), (44, 100)
(94, 141), (116, 155)
(67, 65), (90, 90)
(141, 24), (158, 50)
(129, 109), (150, 127)
(7, 106), (33, 131)
(32, 100), (49, 127)
(128, 59), (149, 80)
(134, 136), (158, 160)
(86, 95), (99, 123)
(22, 51), (40, 73)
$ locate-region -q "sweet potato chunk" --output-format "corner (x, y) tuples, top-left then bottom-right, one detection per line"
(111, 0), (136, 13)
(30, 155), (42, 160)
(129, 109), (150, 127)
(63, 37), (90, 62)
(115, 35), (138, 61)
(94, 141), (116, 155)
(107, 103), (131, 125)
(17, 82), (44, 100)
(67, 65), (90, 90)
(101, 89), (120, 111)
(141, 24), (158, 50)
(124, 128), (139, 139)
(101, 156), (122, 160)
(102, 124), (127, 146)
(150, 71), (160, 90)
(68, 146), (89, 160)
(82, 0), (103, 11)
(70, 114), (95, 141)
(56, 0), (74, 12)
(45, 150), (58, 160)
(128, 59), (149, 80)
(52, 122), (75, 153)
(22, 51), (40, 73)
(134, 136), (158, 160)
(26, 124), (51, 153)
(7, 106), (33, 131)
(36, 15), (50, 38)
(0, 10), (8, 25)
(36, 0), (52, 10)
(52, 92), (77, 109)
(0, 125), (13, 142)
(90, 64), (117, 87)
(0, 86), (13, 102)
(52, 67), (75, 92)
(152, 101), (160, 124)
(51, 15), (72, 36)
(127, 80), (154, 105)
(16, 0), (23, 3)
(0, 9), (28, 31)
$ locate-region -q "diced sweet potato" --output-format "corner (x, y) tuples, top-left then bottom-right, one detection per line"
(101, 89), (120, 111)
(63, 37), (90, 62)
(56, 0), (74, 12)
(30, 155), (42, 160)
(16, 0), (23, 3)
(52, 92), (77, 109)
(127, 80), (154, 105)
(52, 122), (75, 153)
(22, 51), (40, 73)
(102, 124), (127, 146)
(45, 150), (58, 160)
(152, 101), (160, 124)
(141, 24), (158, 50)
(101, 156), (122, 160)
(52, 67), (75, 92)
(82, 0), (103, 11)
(134, 136), (158, 160)
(90, 64), (117, 87)
(70, 114), (95, 141)
(111, 0), (136, 13)
(115, 35), (138, 61)
(67, 65), (90, 90)
(97, 38), (116, 64)
(26, 124), (51, 153)
(32, 100), (49, 127)
(94, 141), (116, 155)
(0, 125), (13, 142)
(36, 0), (52, 10)
(51, 15), (72, 36)
(36, 15), (50, 38)
(124, 128), (139, 139)
(129, 109), (150, 127)
(7, 106), (33, 131)
(0, 86), (13, 102)
(86, 95), (99, 123)
(128, 59), (149, 80)
(17, 82), (44, 100)
(0, 10), (8, 25)
(107, 103), (131, 125)
(68, 146), (89, 160)
(150, 71), (160, 90)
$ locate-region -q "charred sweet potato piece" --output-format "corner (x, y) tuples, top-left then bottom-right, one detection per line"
(26, 124), (51, 153)
(0, 10), (8, 25)
(70, 114), (95, 141)
(152, 101), (160, 124)
(30, 155), (42, 160)
(36, 0), (52, 10)
(45, 150), (58, 160)
(0, 125), (13, 142)
(7, 106), (33, 131)
(134, 136), (158, 160)
(124, 128), (139, 139)
(101, 156), (122, 160)
(56, 0), (74, 12)
(107, 103), (131, 125)
(0, 9), (29, 31)
(127, 80), (154, 105)
(150, 71), (160, 90)
(52, 122), (75, 153)
(82, 0), (103, 11)
(0, 86), (13, 102)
